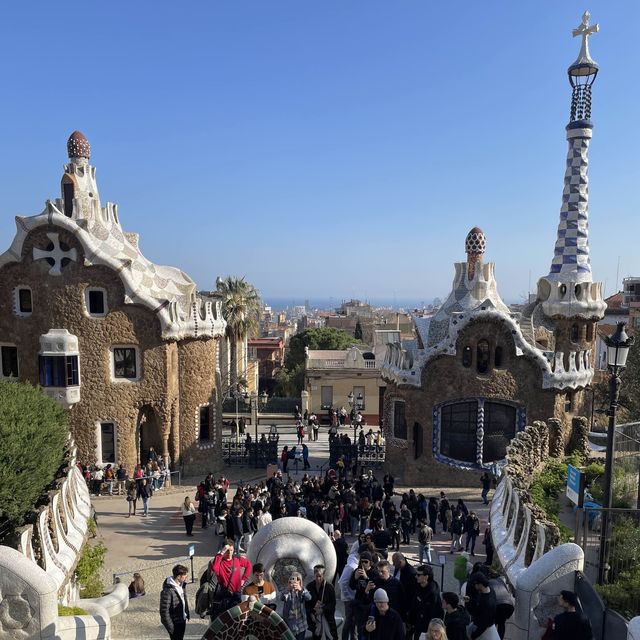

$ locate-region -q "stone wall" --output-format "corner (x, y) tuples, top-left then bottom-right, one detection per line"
(0, 225), (220, 472)
(383, 318), (570, 486)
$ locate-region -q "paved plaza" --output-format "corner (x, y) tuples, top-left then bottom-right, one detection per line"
(94, 424), (491, 639)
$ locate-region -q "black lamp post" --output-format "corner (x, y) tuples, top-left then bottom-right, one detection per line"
(597, 322), (635, 584)
(347, 391), (364, 442)
(254, 391), (268, 467)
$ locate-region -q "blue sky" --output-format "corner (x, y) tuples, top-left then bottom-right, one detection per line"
(0, 2), (638, 304)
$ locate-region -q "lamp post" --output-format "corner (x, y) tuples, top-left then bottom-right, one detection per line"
(597, 322), (635, 584)
(254, 391), (268, 467)
(347, 391), (364, 442)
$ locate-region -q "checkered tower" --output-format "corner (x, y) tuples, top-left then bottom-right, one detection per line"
(537, 12), (605, 321)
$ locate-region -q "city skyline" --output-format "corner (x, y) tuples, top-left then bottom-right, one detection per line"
(0, 2), (638, 302)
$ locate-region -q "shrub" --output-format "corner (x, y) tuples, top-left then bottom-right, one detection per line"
(0, 382), (68, 540)
(76, 538), (106, 598)
(529, 458), (573, 543)
(58, 604), (88, 616)
(595, 569), (640, 620)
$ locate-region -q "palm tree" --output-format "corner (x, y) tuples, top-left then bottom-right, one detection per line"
(216, 276), (261, 392)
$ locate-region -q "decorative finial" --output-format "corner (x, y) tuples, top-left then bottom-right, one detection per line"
(465, 227), (486, 281)
(67, 131), (90, 160)
(571, 11), (599, 71)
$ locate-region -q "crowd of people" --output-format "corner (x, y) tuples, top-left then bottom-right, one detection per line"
(153, 462), (593, 640)
(79, 446), (172, 519)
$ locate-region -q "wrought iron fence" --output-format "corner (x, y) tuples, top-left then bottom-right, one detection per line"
(221, 436), (278, 468)
(576, 507), (640, 619)
(329, 442), (386, 470)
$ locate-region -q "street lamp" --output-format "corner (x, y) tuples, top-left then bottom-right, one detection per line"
(598, 322), (635, 584)
(254, 391), (268, 467)
(233, 388), (249, 443)
(347, 391), (364, 442)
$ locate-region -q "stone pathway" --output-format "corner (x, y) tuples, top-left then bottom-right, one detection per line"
(94, 424), (493, 638)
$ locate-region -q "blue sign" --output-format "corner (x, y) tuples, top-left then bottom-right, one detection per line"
(187, 544), (195, 558)
(567, 464), (584, 506)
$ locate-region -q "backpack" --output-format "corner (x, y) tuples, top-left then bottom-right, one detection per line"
(194, 567), (219, 617)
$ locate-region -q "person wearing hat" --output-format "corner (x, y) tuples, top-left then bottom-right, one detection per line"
(364, 588), (405, 639)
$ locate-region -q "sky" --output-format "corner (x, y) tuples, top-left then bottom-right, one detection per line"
(0, 2), (638, 306)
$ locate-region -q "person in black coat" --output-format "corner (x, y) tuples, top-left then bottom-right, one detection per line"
(365, 589), (405, 640)
(391, 552), (417, 605)
(442, 591), (471, 640)
(551, 591), (593, 640)
(408, 564), (443, 639)
(159, 564), (190, 640)
(465, 573), (497, 640)
(332, 531), (349, 584)
(373, 560), (406, 621)
(306, 565), (339, 640)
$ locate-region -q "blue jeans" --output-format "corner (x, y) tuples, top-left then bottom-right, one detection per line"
(234, 535), (243, 554)
(481, 487), (490, 504)
(342, 599), (356, 640)
(418, 543), (432, 565)
(142, 497), (149, 516)
(350, 516), (359, 536)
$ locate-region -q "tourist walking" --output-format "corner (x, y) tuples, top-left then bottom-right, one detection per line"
(465, 512), (481, 556)
(480, 472), (492, 505)
(483, 523), (494, 566)
(182, 496), (196, 536)
(126, 480), (137, 517)
(417, 520), (433, 564)
(281, 572), (312, 640)
(160, 564), (190, 640)
(140, 478), (151, 516)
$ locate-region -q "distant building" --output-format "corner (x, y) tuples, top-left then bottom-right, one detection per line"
(248, 337), (285, 394)
(304, 345), (387, 425)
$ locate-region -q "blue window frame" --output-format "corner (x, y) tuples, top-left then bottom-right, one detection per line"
(39, 355), (79, 387)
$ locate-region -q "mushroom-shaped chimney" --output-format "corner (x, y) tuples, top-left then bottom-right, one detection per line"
(67, 131), (90, 160)
(465, 227), (486, 280)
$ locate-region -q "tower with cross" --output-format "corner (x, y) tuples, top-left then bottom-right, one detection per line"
(536, 12), (605, 328)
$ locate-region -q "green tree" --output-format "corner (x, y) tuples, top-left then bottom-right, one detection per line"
(285, 327), (360, 370)
(354, 320), (363, 341)
(216, 276), (261, 391)
(0, 382), (68, 540)
(275, 327), (360, 397)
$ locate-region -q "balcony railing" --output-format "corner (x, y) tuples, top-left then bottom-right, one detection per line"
(307, 359), (377, 370)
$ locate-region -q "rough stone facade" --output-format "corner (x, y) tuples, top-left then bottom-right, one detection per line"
(384, 318), (579, 486)
(0, 132), (225, 475)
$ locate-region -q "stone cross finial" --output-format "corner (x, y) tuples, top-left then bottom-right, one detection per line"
(572, 11), (598, 65)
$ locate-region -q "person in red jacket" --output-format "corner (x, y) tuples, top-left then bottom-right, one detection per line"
(208, 540), (252, 613)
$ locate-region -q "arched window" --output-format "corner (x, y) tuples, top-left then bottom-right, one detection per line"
(476, 340), (490, 374)
(586, 323), (594, 341)
(494, 345), (504, 368)
(462, 346), (472, 368)
(436, 399), (520, 467)
(570, 324), (580, 343)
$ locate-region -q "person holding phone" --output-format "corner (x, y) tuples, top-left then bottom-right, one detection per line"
(281, 572), (312, 640)
(364, 588), (405, 639)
